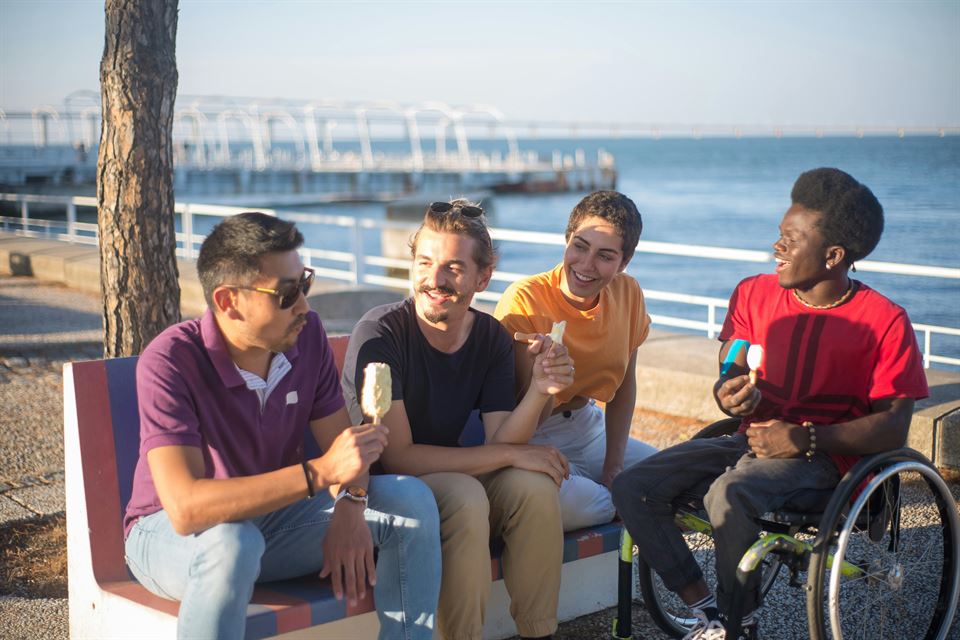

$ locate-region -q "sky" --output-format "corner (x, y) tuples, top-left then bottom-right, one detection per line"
(1, 0), (958, 129)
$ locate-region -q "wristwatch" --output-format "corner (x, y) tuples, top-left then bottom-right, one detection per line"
(335, 485), (369, 507)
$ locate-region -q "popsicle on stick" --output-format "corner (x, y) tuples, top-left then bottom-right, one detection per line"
(361, 362), (392, 425)
(548, 320), (566, 346)
(746, 344), (764, 385)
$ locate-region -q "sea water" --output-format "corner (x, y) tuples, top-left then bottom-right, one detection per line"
(288, 137), (957, 307)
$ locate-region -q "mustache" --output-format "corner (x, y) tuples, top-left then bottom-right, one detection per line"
(417, 284), (458, 297)
(288, 314), (307, 332)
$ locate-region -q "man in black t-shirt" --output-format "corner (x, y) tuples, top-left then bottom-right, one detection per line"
(342, 199), (574, 640)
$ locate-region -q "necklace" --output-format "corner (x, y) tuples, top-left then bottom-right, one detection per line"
(793, 280), (855, 310)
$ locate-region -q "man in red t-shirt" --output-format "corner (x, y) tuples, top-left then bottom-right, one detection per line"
(612, 168), (928, 640)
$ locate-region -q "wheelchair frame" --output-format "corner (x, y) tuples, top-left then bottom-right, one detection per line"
(612, 419), (960, 640)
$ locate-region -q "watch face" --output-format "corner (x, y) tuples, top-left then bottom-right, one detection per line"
(346, 486), (368, 499)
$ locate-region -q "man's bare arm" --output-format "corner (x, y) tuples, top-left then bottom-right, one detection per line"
(148, 411), (387, 536)
(379, 401), (569, 486)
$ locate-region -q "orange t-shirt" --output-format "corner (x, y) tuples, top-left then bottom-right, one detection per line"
(494, 263), (650, 405)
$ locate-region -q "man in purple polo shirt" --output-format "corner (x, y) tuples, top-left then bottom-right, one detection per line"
(123, 212), (441, 639)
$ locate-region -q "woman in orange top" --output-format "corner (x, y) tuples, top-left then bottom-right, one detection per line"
(494, 191), (657, 531)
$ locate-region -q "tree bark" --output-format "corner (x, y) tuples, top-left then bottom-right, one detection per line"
(98, 0), (181, 357)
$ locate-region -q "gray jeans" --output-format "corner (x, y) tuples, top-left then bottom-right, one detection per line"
(533, 401), (657, 531)
(611, 432), (840, 614)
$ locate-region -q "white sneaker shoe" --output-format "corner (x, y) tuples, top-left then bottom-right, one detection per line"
(682, 610), (727, 640)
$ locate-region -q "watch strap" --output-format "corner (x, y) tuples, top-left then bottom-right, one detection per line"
(335, 486), (369, 506)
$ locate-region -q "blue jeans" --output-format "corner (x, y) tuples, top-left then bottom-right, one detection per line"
(125, 475), (441, 640)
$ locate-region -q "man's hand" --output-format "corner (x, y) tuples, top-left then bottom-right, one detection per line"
(716, 375), (761, 416)
(317, 423), (389, 486)
(319, 500), (375, 605)
(508, 444), (570, 487)
(746, 419), (807, 458)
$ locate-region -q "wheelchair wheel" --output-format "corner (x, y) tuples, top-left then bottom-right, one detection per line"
(635, 417), (783, 638)
(807, 449), (960, 640)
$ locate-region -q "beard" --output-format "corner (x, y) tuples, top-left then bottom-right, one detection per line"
(273, 314), (307, 352)
(417, 284), (461, 325)
(422, 308), (449, 324)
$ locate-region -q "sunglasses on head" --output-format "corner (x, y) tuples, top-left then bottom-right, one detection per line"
(429, 201), (484, 218)
(230, 267), (315, 309)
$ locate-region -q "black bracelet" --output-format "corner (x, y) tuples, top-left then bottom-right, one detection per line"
(301, 461), (315, 498)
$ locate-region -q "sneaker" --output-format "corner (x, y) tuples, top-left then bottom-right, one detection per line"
(682, 610), (727, 640)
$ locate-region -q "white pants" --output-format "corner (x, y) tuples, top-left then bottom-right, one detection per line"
(530, 401), (657, 531)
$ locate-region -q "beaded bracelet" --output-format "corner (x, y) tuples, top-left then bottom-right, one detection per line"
(803, 421), (817, 462)
(301, 461), (315, 498)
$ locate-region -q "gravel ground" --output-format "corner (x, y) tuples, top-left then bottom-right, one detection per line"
(0, 276), (103, 484)
(0, 277), (102, 348)
(0, 277), (101, 640)
(0, 596), (68, 640)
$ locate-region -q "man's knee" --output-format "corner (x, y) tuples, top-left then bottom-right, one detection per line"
(194, 521), (264, 583)
(489, 467), (560, 519)
(703, 470), (756, 522)
(426, 473), (490, 537)
(372, 475), (441, 531)
(611, 463), (668, 520)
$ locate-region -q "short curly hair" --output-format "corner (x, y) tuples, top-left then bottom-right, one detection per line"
(791, 168), (884, 264)
(565, 191), (643, 264)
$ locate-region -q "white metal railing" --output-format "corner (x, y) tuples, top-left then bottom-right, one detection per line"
(1, 192), (958, 369)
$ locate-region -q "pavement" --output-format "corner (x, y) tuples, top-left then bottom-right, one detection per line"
(1, 236), (959, 638)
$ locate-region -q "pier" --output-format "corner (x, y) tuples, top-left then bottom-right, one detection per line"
(0, 94), (616, 202)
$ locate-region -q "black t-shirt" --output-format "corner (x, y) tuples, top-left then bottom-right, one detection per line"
(341, 298), (516, 447)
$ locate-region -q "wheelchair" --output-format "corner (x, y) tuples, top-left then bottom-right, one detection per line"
(612, 418), (960, 640)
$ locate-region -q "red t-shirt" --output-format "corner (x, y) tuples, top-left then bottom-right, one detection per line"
(719, 274), (928, 474)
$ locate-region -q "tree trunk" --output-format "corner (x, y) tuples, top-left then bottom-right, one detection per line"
(98, 0), (181, 357)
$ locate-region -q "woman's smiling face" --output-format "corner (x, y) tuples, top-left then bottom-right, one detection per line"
(559, 215), (628, 310)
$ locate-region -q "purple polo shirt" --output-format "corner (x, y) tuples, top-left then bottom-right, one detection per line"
(123, 309), (344, 537)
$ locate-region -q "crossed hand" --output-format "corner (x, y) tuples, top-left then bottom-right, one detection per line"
(513, 332), (575, 396)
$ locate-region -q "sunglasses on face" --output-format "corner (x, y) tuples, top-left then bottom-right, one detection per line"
(429, 201), (484, 218)
(231, 267), (315, 309)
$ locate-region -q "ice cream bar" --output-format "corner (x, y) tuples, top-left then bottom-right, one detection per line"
(549, 320), (566, 346)
(361, 362), (392, 423)
(746, 344), (764, 385)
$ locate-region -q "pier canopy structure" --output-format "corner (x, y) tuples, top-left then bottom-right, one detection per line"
(0, 94), (616, 202)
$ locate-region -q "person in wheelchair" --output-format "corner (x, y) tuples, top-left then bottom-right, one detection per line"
(611, 167), (929, 640)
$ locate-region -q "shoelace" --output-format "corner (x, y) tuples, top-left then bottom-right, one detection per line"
(682, 611), (727, 640)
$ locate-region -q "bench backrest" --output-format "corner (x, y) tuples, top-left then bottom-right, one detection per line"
(70, 335), (351, 586)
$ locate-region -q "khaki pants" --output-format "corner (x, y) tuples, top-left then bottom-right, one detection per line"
(421, 468), (562, 640)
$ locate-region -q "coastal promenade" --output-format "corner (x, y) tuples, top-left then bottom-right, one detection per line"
(1, 232), (958, 639)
